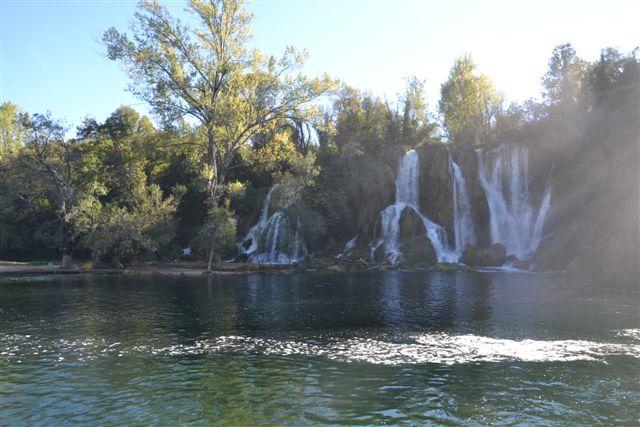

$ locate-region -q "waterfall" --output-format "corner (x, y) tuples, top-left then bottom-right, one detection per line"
(372, 150), (457, 265)
(530, 184), (552, 253)
(395, 150), (420, 205)
(476, 144), (551, 259)
(241, 187), (275, 256)
(240, 187), (307, 264)
(336, 235), (358, 259)
(448, 152), (476, 256)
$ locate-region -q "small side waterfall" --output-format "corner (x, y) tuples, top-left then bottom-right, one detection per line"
(372, 150), (457, 265)
(240, 187), (307, 264)
(241, 187), (275, 256)
(395, 150), (420, 206)
(530, 184), (552, 253)
(448, 152), (476, 256)
(476, 145), (551, 258)
(336, 235), (358, 259)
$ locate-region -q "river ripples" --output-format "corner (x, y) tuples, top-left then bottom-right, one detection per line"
(1, 271), (639, 424)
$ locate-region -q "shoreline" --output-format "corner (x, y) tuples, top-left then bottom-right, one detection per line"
(0, 261), (298, 277)
(1, 259), (537, 278)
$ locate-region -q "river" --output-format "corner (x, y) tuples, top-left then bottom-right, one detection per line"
(1, 270), (638, 424)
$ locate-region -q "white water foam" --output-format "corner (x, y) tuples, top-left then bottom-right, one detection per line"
(476, 145), (552, 259)
(240, 186), (307, 264)
(448, 152), (476, 256)
(3, 332), (638, 365)
(372, 150), (457, 265)
(616, 329), (640, 340)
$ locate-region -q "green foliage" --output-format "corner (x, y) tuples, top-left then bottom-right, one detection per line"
(103, 0), (338, 201)
(241, 127), (300, 178)
(0, 102), (26, 159)
(272, 151), (319, 207)
(1, 33), (637, 277)
(330, 86), (395, 156)
(400, 76), (437, 146)
(192, 204), (238, 264)
(438, 54), (503, 144)
(542, 43), (588, 112)
(588, 47), (639, 113)
(18, 113), (92, 260)
(72, 184), (181, 267)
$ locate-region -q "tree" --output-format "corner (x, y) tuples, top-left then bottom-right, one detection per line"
(330, 86), (395, 157)
(0, 102), (26, 159)
(72, 183), (182, 268)
(71, 106), (185, 266)
(103, 0), (336, 203)
(438, 55), (502, 144)
(542, 43), (587, 114)
(21, 114), (89, 267)
(79, 106), (158, 206)
(193, 204), (237, 270)
(588, 47), (639, 112)
(400, 76), (436, 145)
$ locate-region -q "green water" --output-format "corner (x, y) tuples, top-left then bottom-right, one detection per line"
(1, 270), (639, 425)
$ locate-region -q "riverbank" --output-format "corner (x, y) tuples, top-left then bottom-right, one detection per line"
(0, 258), (477, 277)
(0, 260), (295, 277)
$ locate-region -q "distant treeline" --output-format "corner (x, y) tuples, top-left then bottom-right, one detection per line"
(1, 0), (638, 274)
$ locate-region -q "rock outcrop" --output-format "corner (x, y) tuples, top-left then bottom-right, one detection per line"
(461, 243), (507, 267)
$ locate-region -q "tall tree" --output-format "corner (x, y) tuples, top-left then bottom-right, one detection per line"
(588, 47), (639, 112)
(103, 0), (336, 203)
(0, 102), (26, 159)
(22, 114), (85, 267)
(438, 55), (502, 144)
(400, 76), (436, 145)
(542, 43), (587, 113)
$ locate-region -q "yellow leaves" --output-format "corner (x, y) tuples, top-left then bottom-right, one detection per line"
(226, 180), (246, 199)
(439, 55), (503, 143)
(202, 163), (215, 181)
(107, 0), (337, 200)
(246, 129), (298, 173)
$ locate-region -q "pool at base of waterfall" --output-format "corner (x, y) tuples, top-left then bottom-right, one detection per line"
(1, 270), (638, 425)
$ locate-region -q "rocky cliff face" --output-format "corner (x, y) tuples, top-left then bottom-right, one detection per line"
(397, 206), (437, 266)
(418, 146), (453, 242)
(531, 119), (640, 280)
(417, 144), (491, 247)
(451, 146), (491, 247)
(253, 141), (558, 269)
(348, 157), (397, 241)
(311, 132), (637, 277)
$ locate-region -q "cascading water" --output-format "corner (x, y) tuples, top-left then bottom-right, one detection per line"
(372, 150), (457, 265)
(448, 152), (476, 256)
(476, 144), (551, 259)
(396, 150), (420, 206)
(240, 187), (307, 264)
(336, 235), (358, 259)
(241, 187), (275, 256)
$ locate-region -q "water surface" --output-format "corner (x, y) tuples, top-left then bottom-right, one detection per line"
(1, 271), (638, 424)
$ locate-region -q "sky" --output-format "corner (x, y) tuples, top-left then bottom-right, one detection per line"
(1, 0), (638, 131)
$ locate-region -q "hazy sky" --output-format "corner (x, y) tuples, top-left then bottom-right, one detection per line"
(1, 0), (638, 129)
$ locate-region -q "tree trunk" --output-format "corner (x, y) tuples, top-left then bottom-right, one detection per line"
(207, 128), (219, 200)
(62, 254), (72, 269)
(61, 224), (73, 269)
(207, 244), (215, 272)
(215, 170), (226, 200)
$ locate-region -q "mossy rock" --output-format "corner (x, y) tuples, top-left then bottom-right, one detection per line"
(396, 207), (437, 267)
(417, 145), (454, 242)
(398, 206), (425, 239)
(326, 264), (347, 272)
(461, 243), (507, 267)
(371, 244), (387, 264)
(398, 235), (437, 267)
(432, 262), (474, 272)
